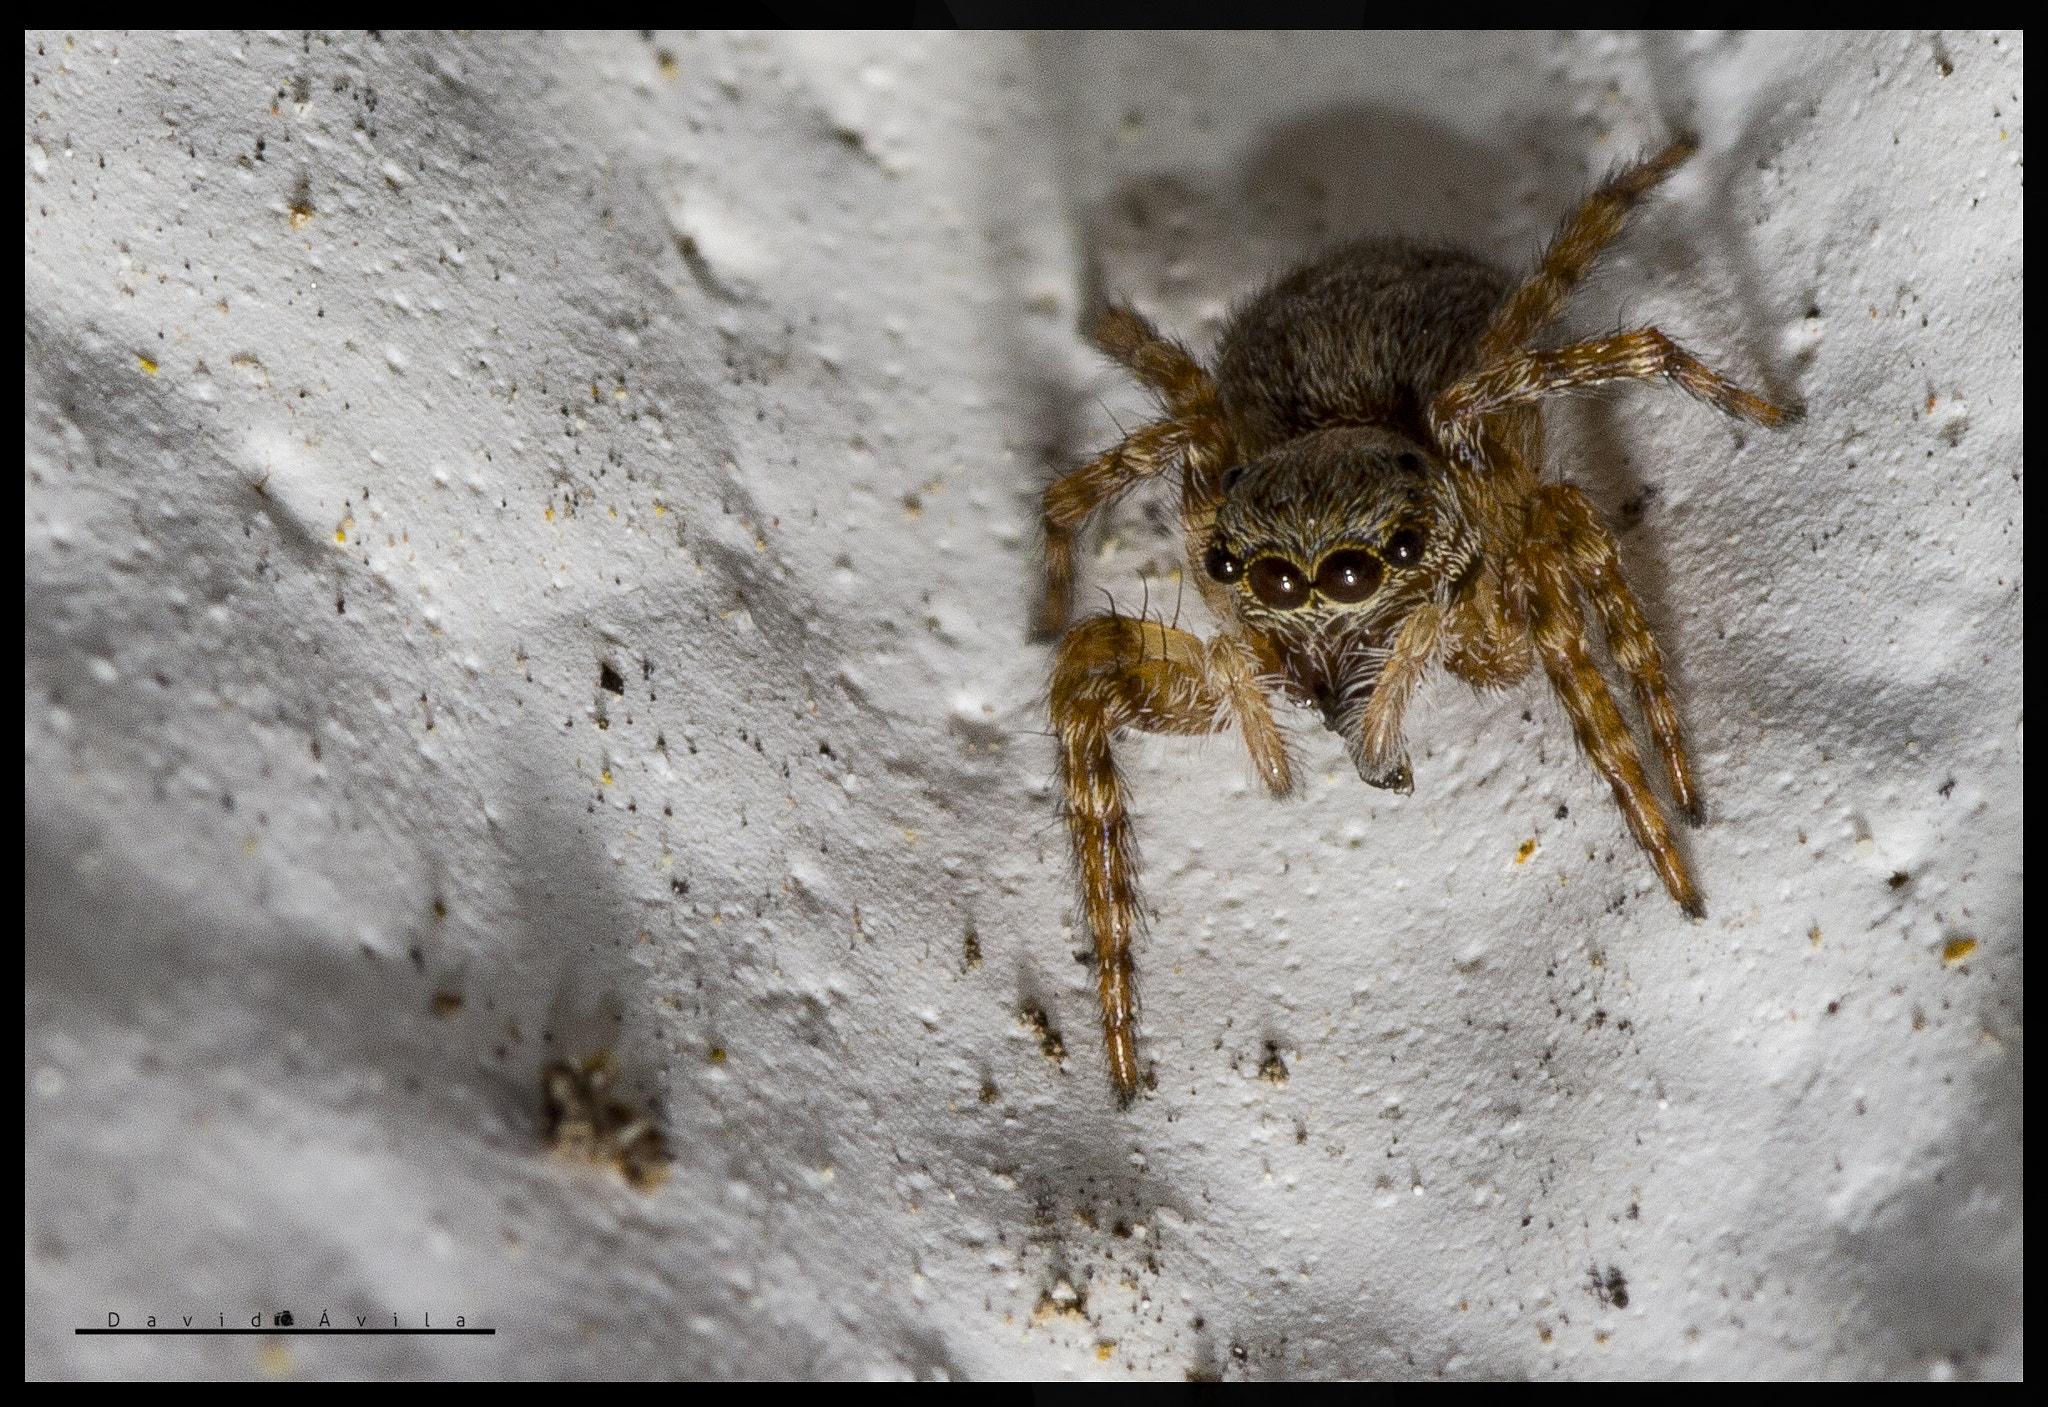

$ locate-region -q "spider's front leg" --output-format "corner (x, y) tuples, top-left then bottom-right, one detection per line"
(1050, 615), (1289, 1101)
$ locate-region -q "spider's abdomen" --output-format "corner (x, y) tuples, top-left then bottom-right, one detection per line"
(1214, 239), (1511, 456)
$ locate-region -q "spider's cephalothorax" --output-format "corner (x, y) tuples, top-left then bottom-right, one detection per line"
(1039, 140), (1796, 1102)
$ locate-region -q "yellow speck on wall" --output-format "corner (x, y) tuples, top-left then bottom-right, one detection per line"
(1942, 937), (1978, 963)
(137, 355), (158, 374)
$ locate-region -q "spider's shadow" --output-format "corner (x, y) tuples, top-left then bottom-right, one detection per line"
(1073, 102), (1573, 347)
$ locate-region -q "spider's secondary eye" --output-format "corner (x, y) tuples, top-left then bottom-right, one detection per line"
(1314, 549), (1382, 604)
(1396, 452), (1423, 475)
(1385, 526), (1427, 567)
(1220, 465), (1249, 493)
(1246, 556), (1310, 610)
(1203, 544), (1242, 583)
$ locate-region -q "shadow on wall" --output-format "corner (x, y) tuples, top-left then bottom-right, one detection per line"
(1827, 992), (2025, 1375)
(20, 656), (662, 1193)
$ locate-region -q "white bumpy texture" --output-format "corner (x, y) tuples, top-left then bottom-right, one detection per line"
(26, 31), (2022, 1379)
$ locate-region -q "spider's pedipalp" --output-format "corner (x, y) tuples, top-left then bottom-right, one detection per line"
(1039, 418), (1193, 637)
(1354, 603), (1445, 791)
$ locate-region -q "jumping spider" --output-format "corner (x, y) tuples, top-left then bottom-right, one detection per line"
(1042, 140), (1795, 1102)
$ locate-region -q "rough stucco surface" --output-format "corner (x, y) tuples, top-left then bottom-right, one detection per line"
(24, 31), (2022, 1380)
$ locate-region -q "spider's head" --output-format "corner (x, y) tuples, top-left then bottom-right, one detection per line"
(1203, 426), (1479, 768)
(1203, 426), (1473, 640)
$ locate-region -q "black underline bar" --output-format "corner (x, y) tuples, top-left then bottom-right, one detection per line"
(76, 1328), (496, 1336)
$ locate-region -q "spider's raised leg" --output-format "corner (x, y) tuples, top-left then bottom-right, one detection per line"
(1433, 327), (1795, 432)
(1094, 304), (1217, 418)
(1042, 420), (1195, 636)
(1041, 308), (1231, 636)
(1474, 138), (1697, 366)
(1051, 615), (1289, 1100)
(1540, 484), (1701, 822)
(1514, 538), (1702, 917)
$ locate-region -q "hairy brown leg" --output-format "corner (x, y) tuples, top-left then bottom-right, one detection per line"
(1041, 305), (1233, 636)
(1094, 305), (1217, 418)
(1474, 138), (1697, 366)
(1515, 544), (1703, 918)
(1540, 484), (1701, 822)
(1050, 614), (1289, 1100)
(1354, 604), (1443, 792)
(1215, 629), (1293, 797)
(1041, 418), (1202, 636)
(1089, 302), (1245, 616)
(1434, 327), (1795, 430)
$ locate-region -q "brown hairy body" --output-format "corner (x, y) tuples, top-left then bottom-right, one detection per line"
(1041, 140), (1795, 1103)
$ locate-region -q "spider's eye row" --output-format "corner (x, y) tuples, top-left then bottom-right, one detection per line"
(1247, 556), (1311, 610)
(1232, 539), (1413, 610)
(1314, 548), (1382, 604)
(1384, 525), (1427, 567)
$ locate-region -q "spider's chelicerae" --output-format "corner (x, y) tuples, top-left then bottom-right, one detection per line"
(1042, 140), (1795, 1103)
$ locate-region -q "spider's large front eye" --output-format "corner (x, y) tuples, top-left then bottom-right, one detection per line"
(1246, 556), (1310, 610)
(1384, 525), (1427, 568)
(1203, 543), (1242, 583)
(1314, 548), (1382, 604)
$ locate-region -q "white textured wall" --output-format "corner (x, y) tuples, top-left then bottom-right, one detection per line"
(25, 31), (2022, 1379)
